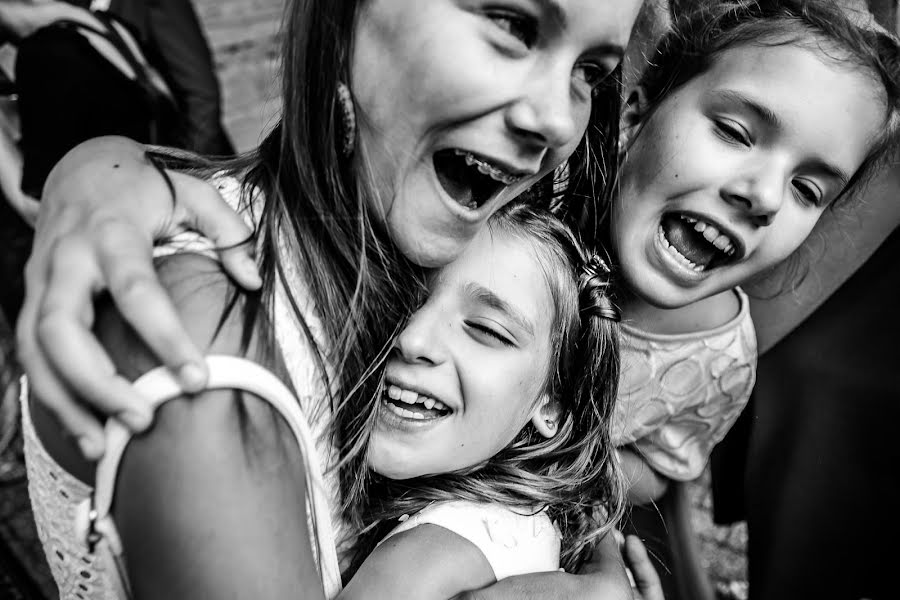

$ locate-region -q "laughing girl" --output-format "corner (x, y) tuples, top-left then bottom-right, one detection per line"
(607, 0), (900, 503)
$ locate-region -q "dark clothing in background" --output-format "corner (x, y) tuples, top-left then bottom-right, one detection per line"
(712, 229), (900, 600)
(103, 0), (234, 155)
(15, 18), (175, 198)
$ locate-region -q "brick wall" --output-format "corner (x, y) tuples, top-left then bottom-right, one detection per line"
(193, 0), (285, 151)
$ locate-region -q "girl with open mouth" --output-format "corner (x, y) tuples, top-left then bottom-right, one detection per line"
(606, 2), (900, 512)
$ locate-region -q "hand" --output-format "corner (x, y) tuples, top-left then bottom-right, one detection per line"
(621, 533), (664, 600)
(8, 191), (40, 226)
(16, 136), (260, 459)
(451, 568), (636, 600)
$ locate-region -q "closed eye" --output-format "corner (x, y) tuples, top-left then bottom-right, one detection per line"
(792, 179), (823, 206)
(714, 119), (751, 147)
(465, 321), (515, 347)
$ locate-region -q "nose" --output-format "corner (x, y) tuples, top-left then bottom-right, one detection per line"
(720, 167), (785, 227)
(504, 64), (578, 150)
(394, 307), (448, 366)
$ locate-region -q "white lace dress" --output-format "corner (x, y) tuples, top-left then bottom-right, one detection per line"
(21, 177), (344, 599)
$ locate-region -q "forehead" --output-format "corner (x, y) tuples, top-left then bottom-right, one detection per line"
(440, 227), (553, 327)
(365, 0), (642, 47)
(556, 0), (644, 48)
(697, 43), (887, 173)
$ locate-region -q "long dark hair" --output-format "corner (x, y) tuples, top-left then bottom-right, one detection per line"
(344, 204), (625, 575)
(152, 0), (423, 493)
(153, 0), (625, 566)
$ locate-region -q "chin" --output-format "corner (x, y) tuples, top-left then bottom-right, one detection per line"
(394, 234), (467, 268)
(624, 269), (697, 310)
(367, 445), (421, 480)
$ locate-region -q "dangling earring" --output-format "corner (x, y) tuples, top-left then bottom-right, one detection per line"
(336, 81), (356, 158)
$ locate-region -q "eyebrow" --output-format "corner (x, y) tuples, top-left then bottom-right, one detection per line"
(594, 43), (625, 60)
(715, 89), (851, 188)
(806, 158), (851, 189)
(464, 282), (535, 338)
(537, 0), (568, 30)
(715, 89), (783, 132)
(537, 0), (626, 58)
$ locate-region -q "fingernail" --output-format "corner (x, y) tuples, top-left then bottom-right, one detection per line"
(242, 257), (261, 284)
(120, 409), (152, 431)
(78, 436), (104, 459)
(178, 362), (207, 392)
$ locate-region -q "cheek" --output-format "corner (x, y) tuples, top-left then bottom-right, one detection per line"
(465, 366), (539, 431)
(756, 211), (823, 268)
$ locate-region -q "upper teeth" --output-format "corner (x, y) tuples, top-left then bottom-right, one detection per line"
(681, 215), (735, 256)
(386, 384), (449, 412)
(454, 150), (523, 186)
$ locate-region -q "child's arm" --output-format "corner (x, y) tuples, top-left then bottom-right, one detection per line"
(339, 525), (496, 600)
(618, 446), (670, 505)
(43, 253), (327, 598)
(451, 533), (638, 600)
(18, 136), (259, 458)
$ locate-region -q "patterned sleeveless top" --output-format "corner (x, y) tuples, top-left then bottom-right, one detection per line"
(612, 288), (757, 481)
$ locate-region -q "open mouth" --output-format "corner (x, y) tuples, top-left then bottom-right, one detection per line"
(658, 213), (741, 272)
(433, 149), (527, 211)
(381, 383), (452, 421)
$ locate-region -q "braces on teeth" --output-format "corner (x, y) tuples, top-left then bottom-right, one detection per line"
(453, 149), (523, 185)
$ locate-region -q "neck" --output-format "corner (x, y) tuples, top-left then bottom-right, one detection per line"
(620, 287), (741, 335)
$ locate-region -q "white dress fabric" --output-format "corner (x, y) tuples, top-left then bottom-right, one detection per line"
(611, 288), (757, 481)
(381, 500), (561, 581)
(22, 176), (343, 599)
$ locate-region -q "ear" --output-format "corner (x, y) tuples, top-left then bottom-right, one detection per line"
(619, 86), (649, 150)
(531, 395), (562, 439)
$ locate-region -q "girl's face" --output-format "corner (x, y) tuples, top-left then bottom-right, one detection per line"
(367, 226), (555, 479)
(613, 43), (886, 309)
(352, 0), (641, 267)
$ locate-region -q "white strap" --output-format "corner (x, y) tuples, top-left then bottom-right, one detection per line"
(78, 355), (342, 598)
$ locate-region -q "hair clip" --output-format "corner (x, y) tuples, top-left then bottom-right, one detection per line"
(580, 254), (611, 280)
(580, 254), (619, 322)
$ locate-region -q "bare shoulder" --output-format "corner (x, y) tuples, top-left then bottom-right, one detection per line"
(98, 252), (257, 377)
(340, 524), (495, 600)
(102, 254), (323, 597)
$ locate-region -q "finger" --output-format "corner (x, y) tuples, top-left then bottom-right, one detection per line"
(625, 535), (665, 600)
(94, 218), (209, 393)
(170, 172), (261, 290)
(16, 340), (107, 459)
(16, 298), (107, 459)
(36, 239), (155, 429)
(37, 311), (153, 432)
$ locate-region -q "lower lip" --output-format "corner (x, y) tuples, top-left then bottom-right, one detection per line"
(652, 225), (709, 285)
(376, 397), (449, 433)
(430, 154), (518, 225)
